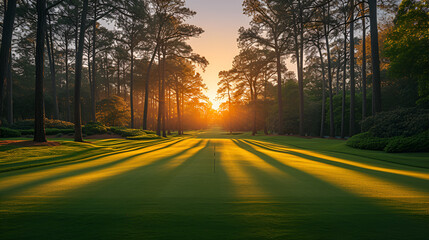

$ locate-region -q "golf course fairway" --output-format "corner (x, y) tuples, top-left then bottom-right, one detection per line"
(1, 129), (428, 239)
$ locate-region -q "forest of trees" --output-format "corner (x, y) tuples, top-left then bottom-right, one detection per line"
(0, 0), (427, 142)
(0, 0), (214, 142)
(217, 0), (428, 137)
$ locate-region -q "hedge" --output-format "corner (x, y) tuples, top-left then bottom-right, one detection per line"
(0, 127), (21, 138)
(82, 122), (108, 135)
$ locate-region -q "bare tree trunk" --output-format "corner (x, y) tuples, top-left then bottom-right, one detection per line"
(117, 59), (120, 96)
(368, 0), (381, 114)
(349, 0), (356, 136)
(252, 87), (257, 136)
(318, 46), (326, 138)
(91, 0), (97, 122)
(167, 87), (171, 135)
(34, 0), (47, 142)
(65, 31), (71, 122)
(0, 0), (17, 120)
(176, 86), (181, 135)
(74, 0), (90, 142)
(298, 0), (305, 136)
(323, 4), (335, 138)
(130, 46), (135, 128)
(46, 21), (59, 120)
(275, 45), (284, 135)
(6, 52), (13, 124)
(156, 48), (162, 136)
(228, 83), (232, 134)
(143, 44), (158, 130)
(341, 26), (347, 139)
(361, 3), (367, 119)
(336, 54), (341, 95)
(161, 48), (167, 137)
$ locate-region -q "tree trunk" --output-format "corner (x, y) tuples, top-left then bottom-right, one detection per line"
(275, 46), (284, 135)
(156, 48), (162, 136)
(361, 3), (367, 119)
(34, 0), (47, 142)
(297, 0), (305, 136)
(130, 46), (135, 128)
(161, 48), (167, 137)
(349, 0), (356, 137)
(0, 0), (17, 120)
(46, 22), (59, 120)
(176, 86), (181, 135)
(91, 0), (97, 122)
(143, 44), (158, 130)
(368, 0), (381, 114)
(341, 26), (347, 139)
(228, 83), (232, 134)
(117, 59), (120, 95)
(252, 86), (257, 136)
(6, 52), (13, 124)
(74, 0), (90, 142)
(318, 46), (326, 138)
(323, 4), (335, 138)
(65, 31), (71, 122)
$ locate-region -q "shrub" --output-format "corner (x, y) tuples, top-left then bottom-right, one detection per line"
(110, 127), (144, 137)
(346, 132), (390, 151)
(0, 127), (21, 138)
(45, 128), (74, 135)
(19, 129), (35, 135)
(361, 108), (429, 138)
(12, 119), (74, 130)
(384, 131), (429, 153)
(83, 122), (108, 135)
(18, 128), (74, 136)
(127, 134), (161, 140)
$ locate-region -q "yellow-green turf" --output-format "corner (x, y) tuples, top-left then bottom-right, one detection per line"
(1, 128), (428, 239)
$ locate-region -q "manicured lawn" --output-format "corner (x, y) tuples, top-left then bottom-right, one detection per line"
(1, 129), (428, 239)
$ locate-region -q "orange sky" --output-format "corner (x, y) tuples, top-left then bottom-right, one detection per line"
(185, 0), (251, 110)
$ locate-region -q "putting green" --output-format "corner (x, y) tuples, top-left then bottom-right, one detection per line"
(1, 129), (428, 239)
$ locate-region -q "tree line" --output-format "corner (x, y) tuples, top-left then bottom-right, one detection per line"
(0, 0), (212, 142)
(217, 0), (427, 137)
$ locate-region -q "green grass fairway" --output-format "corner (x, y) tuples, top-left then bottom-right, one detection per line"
(1, 129), (429, 239)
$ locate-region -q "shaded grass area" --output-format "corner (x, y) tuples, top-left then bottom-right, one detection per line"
(0, 129), (428, 239)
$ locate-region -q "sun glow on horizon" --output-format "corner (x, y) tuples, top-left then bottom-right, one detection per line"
(185, 0), (250, 111)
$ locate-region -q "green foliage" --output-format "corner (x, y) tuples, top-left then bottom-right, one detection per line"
(384, 0), (429, 107)
(18, 128), (74, 136)
(12, 119), (74, 130)
(83, 122), (108, 135)
(361, 108), (429, 138)
(126, 134), (162, 140)
(346, 132), (390, 151)
(45, 128), (75, 135)
(0, 127), (21, 138)
(110, 127), (147, 137)
(96, 96), (130, 127)
(384, 131), (429, 153)
(350, 108), (429, 152)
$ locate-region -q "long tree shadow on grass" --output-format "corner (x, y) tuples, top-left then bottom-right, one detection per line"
(0, 140), (215, 240)
(0, 138), (184, 173)
(0, 138), (190, 197)
(240, 139), (429, 193)
(230, 139), (429, 240)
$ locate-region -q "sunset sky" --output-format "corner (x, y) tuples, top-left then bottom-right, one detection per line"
(185, 0), (250, 110)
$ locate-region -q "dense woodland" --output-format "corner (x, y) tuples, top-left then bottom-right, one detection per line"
(0, 0), (428, 142)
(217, 0), (428, 137)
(0, 0), (215, 142)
